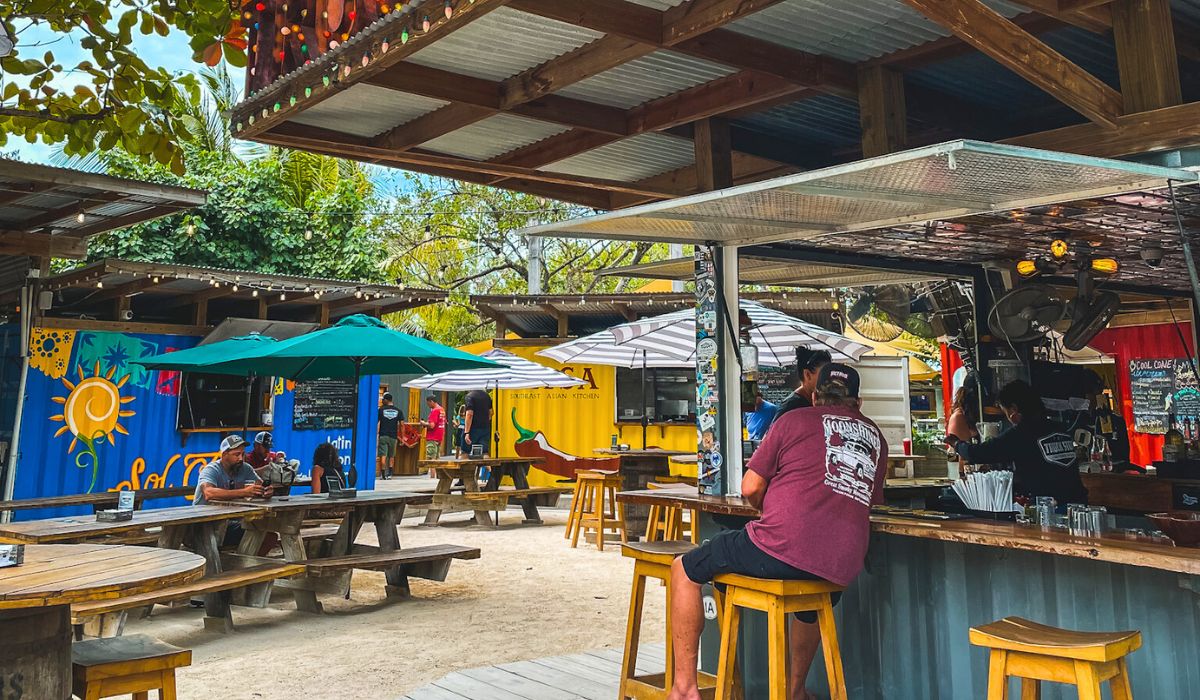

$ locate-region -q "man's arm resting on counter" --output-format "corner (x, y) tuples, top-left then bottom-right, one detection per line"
(742, 469), (767, 510)
(200, 482), (259, 502)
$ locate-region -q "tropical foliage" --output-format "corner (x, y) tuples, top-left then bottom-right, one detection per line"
(0, 0), (239, 172)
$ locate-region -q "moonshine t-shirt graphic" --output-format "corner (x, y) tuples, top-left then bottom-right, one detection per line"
(822, 414), (882, 506)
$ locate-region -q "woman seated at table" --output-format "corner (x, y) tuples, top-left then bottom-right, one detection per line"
(311, 442), (348, 494)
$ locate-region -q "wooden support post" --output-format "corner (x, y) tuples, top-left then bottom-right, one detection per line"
(191, 299), (207, 327)
(317, 302), (330, 326)
(858, 65), (908, 157)
(257, 297), (268, 320)
(1112, 0), (1181, 112)
(693, 117), (734, 192)
(113, 295), (131, 322)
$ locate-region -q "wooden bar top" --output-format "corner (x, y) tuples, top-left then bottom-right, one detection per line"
(419, 456), (544, 468)
(616, 489), (1200, 576)
(0, 504), (261, 544)
(595, 448), (693, 457)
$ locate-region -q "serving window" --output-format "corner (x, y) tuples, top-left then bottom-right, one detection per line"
(177, 373), (273, 431)
(615, 367), (696, 423)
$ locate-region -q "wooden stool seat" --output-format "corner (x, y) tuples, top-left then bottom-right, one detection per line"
(970, 617), (1141, 700)
(73, 634), (191, 700)
(622, 540), (698, 564)
(712, 573), (848, 700)
(571, 470), (626, 551)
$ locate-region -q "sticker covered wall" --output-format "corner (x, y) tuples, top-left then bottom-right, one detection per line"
(10, 327), (377, 519)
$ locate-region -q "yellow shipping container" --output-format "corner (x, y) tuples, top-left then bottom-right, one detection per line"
(450, 339), (698, 487)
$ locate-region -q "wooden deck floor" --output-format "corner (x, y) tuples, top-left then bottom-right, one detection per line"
(398, 644), (666, 700)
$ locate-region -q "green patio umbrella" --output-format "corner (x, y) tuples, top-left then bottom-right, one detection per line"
(135, 334), (279, 437)
(205, 315), (500, 476)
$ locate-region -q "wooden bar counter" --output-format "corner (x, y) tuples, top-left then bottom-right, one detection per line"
(617, 489), (1200, 699)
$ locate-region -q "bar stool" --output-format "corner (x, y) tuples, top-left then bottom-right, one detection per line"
(561, 476), (583, 541)
(620, 541), (732, 699)
(574, 470), (626, 550)
(72, 634), (191, 700)
(645, 483), (697, 544)
(712, 573), (848, 700)
(970, 616), (1141, 700)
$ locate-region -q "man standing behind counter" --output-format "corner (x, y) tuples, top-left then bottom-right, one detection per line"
(770, 347), (832, 428)
(463, 388), (493, 455)
(668, 364), (887, 700)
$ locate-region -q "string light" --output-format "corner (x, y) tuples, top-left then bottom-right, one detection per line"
(305, 229), (313, 240)
(422, 15), (431, 31)
(76, 211), (86, 224)
(252, 289), (259, 297)
(95, 281), (103, 289)
(280, 292), (287, 301)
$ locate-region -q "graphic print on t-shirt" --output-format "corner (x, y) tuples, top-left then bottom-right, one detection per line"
(821, 414), (882, 506)
(1037, 432), (1076, 467)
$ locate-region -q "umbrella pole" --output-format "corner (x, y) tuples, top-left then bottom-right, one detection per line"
(350, 359), (362, 487)
(493, 381), (500, 458)
(641, 350), (648, 450)
(241, 374), (253, 439)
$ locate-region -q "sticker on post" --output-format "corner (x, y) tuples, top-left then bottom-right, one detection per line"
(703, 595), (718, 621)
(697, 337), (718, 361)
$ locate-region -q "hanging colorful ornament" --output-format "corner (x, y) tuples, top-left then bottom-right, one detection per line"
(273, 102), (281, 111)
(329, 40), (339, 48)
(289, 95), (297, 105)
(305, 86), (313, 96)
(280, 26), (291, 34)
(322, 75), (331, 85)
(422, 15), (430, 31)
(348, 10), (357, 21)
(255, 2), (266, 11)
(300, 43), (308, 52)
(444, 1), (453, 19)
(401, 26), (409, 43)
(343, 64), (351, 76)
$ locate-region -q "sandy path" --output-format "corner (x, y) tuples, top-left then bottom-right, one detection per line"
(121, 503), (666, 699)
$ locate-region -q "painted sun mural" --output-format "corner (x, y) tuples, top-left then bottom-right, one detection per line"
(50, 362), (137, 491)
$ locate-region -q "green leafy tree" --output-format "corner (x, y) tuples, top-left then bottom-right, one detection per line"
(384, 175), (668, 345)
(0, 0), (240, 172)
(73, 68), (384, 281)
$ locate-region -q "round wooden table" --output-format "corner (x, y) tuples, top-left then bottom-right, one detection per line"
(0, 544), (205, 699)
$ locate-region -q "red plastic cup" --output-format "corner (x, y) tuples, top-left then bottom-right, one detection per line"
(902, 438), (912, 455)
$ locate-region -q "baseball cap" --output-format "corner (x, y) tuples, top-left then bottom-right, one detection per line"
(816, 363), (860, 399)
(220, 435), (248, 453)
(254, 431), (273, 448)
(382, 392), (393, 402)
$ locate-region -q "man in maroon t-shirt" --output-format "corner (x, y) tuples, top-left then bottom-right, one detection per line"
(668, 363), (888, 700)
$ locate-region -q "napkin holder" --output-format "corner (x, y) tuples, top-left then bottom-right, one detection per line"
(328, 486), (358, 500)
(0, 544), (24, 568)
(96, 509), (134, 522)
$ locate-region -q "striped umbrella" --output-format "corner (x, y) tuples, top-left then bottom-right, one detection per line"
(609, 299), (872, 366)
(404, 349), (586, 390)
(537, 330), (690, 369)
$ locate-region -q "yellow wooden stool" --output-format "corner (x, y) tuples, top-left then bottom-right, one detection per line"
(562, 476), (584, 541)
(574, 470), (626, 550)
(72, 634), (191, 700)
(969, 617), (1141, 700)
(712, 573), (848, 700)
(645, 483), (698, 544)
(620, 541), (732, 699)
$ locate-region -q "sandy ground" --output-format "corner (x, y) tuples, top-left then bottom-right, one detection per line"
(120, 483), (666, 699)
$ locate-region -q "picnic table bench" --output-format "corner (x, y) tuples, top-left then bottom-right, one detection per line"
(419, 456), (566, 527)
(0, 481), (313, 515)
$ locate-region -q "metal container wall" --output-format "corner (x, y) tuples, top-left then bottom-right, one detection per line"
(9, 326), (378, 519)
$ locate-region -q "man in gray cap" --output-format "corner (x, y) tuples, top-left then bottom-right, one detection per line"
(194, 435), (270, 506)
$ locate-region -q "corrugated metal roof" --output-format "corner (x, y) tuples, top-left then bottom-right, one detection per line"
(626, 0), (688, 7)
(735, 95), (862, 148)
(407, 6), (603, 82)
(725, 0), (1027, 62)
(555, 50), (736, 109)
(543, 133), (695, 182)
(906, 27), (1118, 112)
(288, 84), (448, 139)
(423, 114), (569, 161)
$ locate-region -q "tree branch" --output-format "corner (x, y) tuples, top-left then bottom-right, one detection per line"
(0, 106), (112, 123)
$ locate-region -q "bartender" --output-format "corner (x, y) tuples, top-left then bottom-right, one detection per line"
(945, 380), (1088, 505)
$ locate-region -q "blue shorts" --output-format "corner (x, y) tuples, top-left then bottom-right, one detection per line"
(680, 528), (840, 624)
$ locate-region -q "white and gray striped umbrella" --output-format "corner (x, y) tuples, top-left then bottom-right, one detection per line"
(537, 330), (690, 369)
(610, 299), (872, 366)
(404, 349), (586, 390)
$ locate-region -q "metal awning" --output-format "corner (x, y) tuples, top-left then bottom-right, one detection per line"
(520, 141), (1200, 246)
(599, 256), (950, 289)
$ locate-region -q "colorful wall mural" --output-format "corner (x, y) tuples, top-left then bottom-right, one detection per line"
(450, 340), (698, 488)
(10, 326), (378, 520)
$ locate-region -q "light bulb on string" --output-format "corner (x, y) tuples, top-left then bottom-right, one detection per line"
(422, 15), (430, 31)
(152, 276), (160, 283)
(444, 1), (453, 18)
(186, 222), (195, 235)
(95, 281), (103, 289)
(233, 284), (239, 292)
(252, 289), (259, 298)
(280, 292), (287, 302)
(76, 211), (86, 224)
(305, 229), (313, 240)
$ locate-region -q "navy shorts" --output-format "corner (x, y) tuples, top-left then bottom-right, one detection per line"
(680, 528), (841, 624)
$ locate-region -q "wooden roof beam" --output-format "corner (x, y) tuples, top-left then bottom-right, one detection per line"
(1008, 0), (1113, 33)
(157, 285), (235, 310)
(1002, 99), (1200, 157)
(903, 0), (1124, 127)
(66, 206), (184, 239)
(661, 0), (791, 45)
(0, 183), (52, 207)
(88, 277), (158, 304)
(0, 232), (88, 259)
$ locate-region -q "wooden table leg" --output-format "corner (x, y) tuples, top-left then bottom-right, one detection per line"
(511, 464), (542, 524)
(462, 466), (493, 526)
(275, 511), (323, 614)
(193, 522), (234, 633)
(421, 471), (454, 526)
(373, 504), (410, 597)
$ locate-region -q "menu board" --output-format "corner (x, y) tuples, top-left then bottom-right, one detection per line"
(292, 378), (357, 430)
(1129, 358), (1200, 434)
(758, 364), (796, 405)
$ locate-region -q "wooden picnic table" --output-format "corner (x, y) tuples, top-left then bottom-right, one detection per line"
(0, 544), (205, 699)
(418, 456), (549, 527)
(0, 481), (312, 514)
(212, 491), (433, 612)
(0, 504), (260, 632)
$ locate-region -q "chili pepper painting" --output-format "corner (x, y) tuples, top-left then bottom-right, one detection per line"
(512, 409), (620, 479)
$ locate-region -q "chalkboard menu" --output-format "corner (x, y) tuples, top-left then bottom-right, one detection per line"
(1129, 358), (1200, 434)
(759, 364), (797, 405)
(293, 378), (357, 431)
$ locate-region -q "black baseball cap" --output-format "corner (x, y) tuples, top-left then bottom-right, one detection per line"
(817, 363), (860, 399)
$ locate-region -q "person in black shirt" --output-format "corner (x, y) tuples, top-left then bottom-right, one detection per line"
(311, 442), (348, 494)
(463, 389), (493, 455)
(377, 392), (403, 479)
(769, 347), (832, 429)
(946, 380), (1088, 505)
(1068, 369), (1131, 468)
